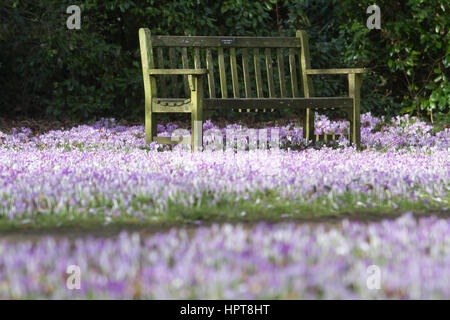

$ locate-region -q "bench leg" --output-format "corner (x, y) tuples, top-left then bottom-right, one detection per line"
(346, 107), (353, 144)
(348, 73), (362, 147)
(303, 108), (315, 143)
(145, 106), (157, 144)
(190, 76), (204, 151)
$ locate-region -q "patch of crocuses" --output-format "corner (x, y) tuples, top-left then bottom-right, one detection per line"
(0, 213), (449, 299)
(0, 113), (448, 219)
(0, 113), (449, 299)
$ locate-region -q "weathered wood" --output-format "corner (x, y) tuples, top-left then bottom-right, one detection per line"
(306, 68), (368, 75)
(181, 47), (190, 96)
(242, 48), (251, 112)
(265, 48), (275, 101)
(253, 48), (263, 112)
(154, 136), (191, 144)
(153, 98), (190, 106)
(230, 48), (240, 98)
(191, 76), (204, 150)
(288, 48), (298, 97)
(194, 48), (201, 68)
(297, 30), (314, 142)
(297, 31), (313, 97)
(152, 97), (191, 112)
(148, 69), (208, 75)
(348, 73), (362, 146)
(218, 47), (227, 98)
(151, 36), (301, 48)
(203, 97), (353, 110)
(241, 48), (251, 98)
(277, 48), (286, 98)
(139, 28), (157, 144)
(206, 48), (216, 98)
(156, 48), (167, 97)
(168, 48), (179, 97)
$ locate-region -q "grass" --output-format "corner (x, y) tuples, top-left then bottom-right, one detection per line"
(0, 191), (448, 232)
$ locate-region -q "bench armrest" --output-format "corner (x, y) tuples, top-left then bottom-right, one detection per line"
(305, 68), (369, 75)
(148, 69), (208, 75)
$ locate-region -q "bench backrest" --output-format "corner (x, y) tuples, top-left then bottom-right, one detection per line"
(139, 29), (314, 100)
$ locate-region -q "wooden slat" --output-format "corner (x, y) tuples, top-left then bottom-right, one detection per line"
(218, 47), (227, 98)
(154, 136), (191, 144)
(265, 48), (275, 112)
(348, 73), (362, 146)
(265, 48), (275, 99)
(193, 48), (201, 100)
(297, 30), (314, 97)
(230, 48), (240, 99)
(153, 105), (192, 113)
(194, 48), (201, 68)
(297, 30), (315, 143)
(276, 48), (286, 98)
(241, 49), (251, 97)
(181, 47), (190, 96)
(148, 69), (208, 75)
(253, 48), (263, 112)
(168, 48), (178, 97)
(242, 48), (251, 112)
(206, 48), (216, 98)
(203, 97), (353, 110)
(151, 36), (301, 48)
(138, 28), (157, 144)
(152, 98), (191, 113)
(156, 48), (167, 97)
(288, 48), (299, 97)
(305, 68), (368, 75)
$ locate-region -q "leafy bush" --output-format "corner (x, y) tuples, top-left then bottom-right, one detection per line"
(337, 0), (449, 121)
(0, 0), (447, 121)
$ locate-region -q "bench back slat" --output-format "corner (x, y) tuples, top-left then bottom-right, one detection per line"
(168, 48), (179, 97)
(156, 48), (167, 97)
(217, 47), (228, 98)
(276, 48), (287, 98)
(194, 48), (201, 69)
(151, 36), (300, 48)
(181, 47), (190, 96)
(241, 48), (251, 99)
(288, 48), (299, 98)
(205, 48), (216, 98)
(297, 30), (313, 97)
(265, 48), (275, 99)
(230, 48), (240, 99)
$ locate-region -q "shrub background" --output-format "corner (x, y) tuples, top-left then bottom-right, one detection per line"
(0, 0), (448, 122)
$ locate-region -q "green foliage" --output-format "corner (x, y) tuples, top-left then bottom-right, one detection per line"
(0, 0), (448, 121)
(337, 0), (449, 120)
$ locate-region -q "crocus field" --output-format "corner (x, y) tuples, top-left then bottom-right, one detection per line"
(0, 113), (449, 299)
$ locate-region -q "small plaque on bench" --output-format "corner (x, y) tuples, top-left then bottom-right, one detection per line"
(219, 38), (235, 46)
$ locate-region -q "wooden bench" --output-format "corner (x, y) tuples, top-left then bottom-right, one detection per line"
(139, 28), (368, 149)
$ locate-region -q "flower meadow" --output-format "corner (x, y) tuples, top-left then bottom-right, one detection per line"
(1, 213), (450, 299)
(0, 113), (449, 299)
(0, 113), (448, 221)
